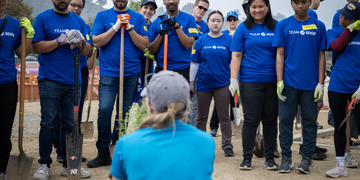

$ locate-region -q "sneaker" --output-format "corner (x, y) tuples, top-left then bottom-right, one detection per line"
(210, 129), (217, 137)
(350, 140), (360, 149)
(61, 167), (91, 178)
(56, 154), (64, 163)
(264, 158), (279, 170)
(33, 164), (50, 180)
(224, 148), (234, 157)
(239, 159), (252, 170)
(0, 173), (7, 180)
(296, 158), (311, 174)
(345, 152), (358, 168)
(299, 145), (327, 160)
(87, 153), (111, 168)
(326, 164), (348, 178)
(312, 151), (327, 160)
(278, 157), (294, 173)
(315, 146), (327, 154)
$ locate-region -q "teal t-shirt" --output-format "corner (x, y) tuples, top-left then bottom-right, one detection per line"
(110, 120), (215, 180)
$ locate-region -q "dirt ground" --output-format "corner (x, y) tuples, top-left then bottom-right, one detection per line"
(9, 87), (360, 180)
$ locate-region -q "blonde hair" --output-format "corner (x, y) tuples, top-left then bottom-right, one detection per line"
(139, 102), (188, 129)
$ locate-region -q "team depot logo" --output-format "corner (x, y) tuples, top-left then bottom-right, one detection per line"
(249, 32), (274, 36)
(347, 3), (356, 11)
(0, 32), (15, 37)
(203, 45), (227, 50)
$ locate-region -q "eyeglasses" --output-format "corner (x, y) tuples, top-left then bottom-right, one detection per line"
(198, 5), (208, 12)
(70, 3), (83, 9)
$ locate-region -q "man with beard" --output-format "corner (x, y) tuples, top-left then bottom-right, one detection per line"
(86, 0), (149, 168)
(32, 0), (92, 179)
(0, 0), (33, 179)
(149, 0), (199, 80)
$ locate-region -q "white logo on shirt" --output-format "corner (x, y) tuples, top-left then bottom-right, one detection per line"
(289, 30), (316, 36)
(349, 41), (360, 46)
(0, 32), (15, 37)
(203, 45), (227, 50)
(249, 32), (274, 36)
(54, 29), (70, 33)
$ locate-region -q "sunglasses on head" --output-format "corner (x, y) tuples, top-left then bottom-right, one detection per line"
(70, 3), (83, 9)
(198, 5), (208, 12)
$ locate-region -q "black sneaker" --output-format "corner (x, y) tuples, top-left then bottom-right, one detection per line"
(296, 158), (311, 174)
(278, 156), (294, 173)
(265, 158), (279, 170)
(224, 148), (234, 157)
(87, 153), (112, 168)
(239, 159), (252, 170)
(312, 151), (327, 160)
(210, 129), (218, 137)
(315, 146), (327, 154)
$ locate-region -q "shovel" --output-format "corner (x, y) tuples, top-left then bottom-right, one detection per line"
(163, 32), (168, 70)
(338, 98), (356, 130)
(66, 47), (84, 179)
(81, 49), (98, 139)
(233, 92), (242, 127)
(6, 28), (33, 180)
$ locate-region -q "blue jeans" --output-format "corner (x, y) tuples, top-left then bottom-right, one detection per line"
(96, 75), (139, 155)
(190, 94), (197, 125)
(38, 79), (78, 167)
(278, 85), (317, 159)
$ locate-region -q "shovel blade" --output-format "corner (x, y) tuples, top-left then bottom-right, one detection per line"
(6, 154), (33, 180)
(81, 121), (94, 139)
(232, 107), (242, 127)
(66, 131), (83, 179)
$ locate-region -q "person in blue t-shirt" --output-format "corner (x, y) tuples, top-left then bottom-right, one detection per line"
(193, 0), (210, 36)
(222, 11), (240, 36)
(308, 0), (321, 20)
(333, 0), (359, 29)
(229, 0), (278, 171)
(52, 0), (95, 167)
(0, 1), (33, 178)
(32, 0), (93, 179)
(87, 0), (149, 169)
(110, 70), (215, 180)
(272, 0), (326, 174)
(148, 0), (199, 80)
(190, 10), (233, 157)
(325, 2), (360, 178)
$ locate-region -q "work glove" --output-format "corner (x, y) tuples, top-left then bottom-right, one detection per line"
(19, 17), (35, 38)
(65, 30), (84, 49)
(112, 17), (122, 32)
(314, 83), (324, 102)
(56, 33), (69, 46)
(277, 80), (287, 101)
(190, 81), (195, 93)
(169, 17), (179, 29)
(229, 78), (240, 97)
(113, 14), (131, 32)
(352, 86), (360, 104)
(159, 15), (171, 35)
(346, 20), (360, 32)
(144, 48), (154, 60)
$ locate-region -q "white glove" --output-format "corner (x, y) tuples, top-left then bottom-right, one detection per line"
(229, 78), (240, 97)
(66, 30), (84, 44)
(352, 86), (360, 104)
(112, 18), (121, 32)
(314, 83), (324, 102)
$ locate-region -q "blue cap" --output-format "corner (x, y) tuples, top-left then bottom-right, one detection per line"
(226, 11), (239, 20)
(140, 0), (157, 9)
(338, 2), (360, 20)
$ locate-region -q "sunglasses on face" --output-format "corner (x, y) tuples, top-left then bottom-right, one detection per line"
(198, 5), (208, 12)
(227, 17), (238, 22)
(70, 3), (83, 9)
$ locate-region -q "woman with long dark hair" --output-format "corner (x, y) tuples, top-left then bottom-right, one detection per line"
(229, 0), (278, 170)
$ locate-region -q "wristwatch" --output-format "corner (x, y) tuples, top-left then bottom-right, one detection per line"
(126, 24), (134, 32)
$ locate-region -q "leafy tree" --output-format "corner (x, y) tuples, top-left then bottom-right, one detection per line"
(128, 0), (140, 12)
(5, 0), (33, 21)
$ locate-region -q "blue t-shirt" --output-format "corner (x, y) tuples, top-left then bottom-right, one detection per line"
(272, 16), (327, 91)
(92, 8), (148, 77)
(33, 9), (87, 85)
(232, 23), (277, 83)
(110, 120), (215, 180)
(327, 27), (360, 93)
(192, 34), (232, 92)
(221, 29), (235, 36)
(150, 11), (199, 70)
(0, 15), (21, 84)
(196, 20), (209, 36)
(80, 23), (93, 69)
(308, 9), (318, 20)
(332, 12), (340, 29)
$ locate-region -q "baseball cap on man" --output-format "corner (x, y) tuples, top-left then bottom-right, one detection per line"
(140, 0), (157, 9)
(226, 11), (239, 20)
(338, 2), (360, 20)
(141, 71), (190, 113)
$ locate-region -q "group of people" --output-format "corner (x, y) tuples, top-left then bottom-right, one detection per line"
(1, 0), (360, 179)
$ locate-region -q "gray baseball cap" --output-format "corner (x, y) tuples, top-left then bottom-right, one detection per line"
(141, 71), (190, 113)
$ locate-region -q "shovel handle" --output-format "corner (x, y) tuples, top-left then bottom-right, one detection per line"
(118, 26), (125, 137)
(18, 29), (26, 153)
(85, 50), (97, 123)
(163, 33), (168, 70)
(349, 98), (356, 111)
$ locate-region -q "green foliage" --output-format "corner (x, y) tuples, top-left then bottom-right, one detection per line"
(117, 102), (149, 138)
(128, 0), (140, 12)
(5, 0), (33, 21)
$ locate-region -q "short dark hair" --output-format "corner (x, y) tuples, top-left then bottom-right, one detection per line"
(244, 0), (276, 30)
(207, 10), (224, 23)
(195, 0), (209, 6)
(82, 0), (85, 7)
